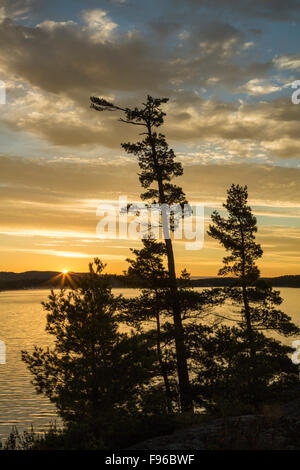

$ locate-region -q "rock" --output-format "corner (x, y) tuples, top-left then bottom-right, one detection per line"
(127, 428), (205, 450)
(127, 411), (300, 450)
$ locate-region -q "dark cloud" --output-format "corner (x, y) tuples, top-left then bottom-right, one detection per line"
(192, 22), (242, 44)
(0, 4), (296, 159)
(148, 19), (181, 38)
(0, 0), (33, 18)
(0, 14), (270, 104)
(172, 0), (300, 21)
(0, 18), (169, 97)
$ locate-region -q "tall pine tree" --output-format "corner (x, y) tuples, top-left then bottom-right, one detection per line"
(90, 95), (193, 411)
(207, 184), (300, 407)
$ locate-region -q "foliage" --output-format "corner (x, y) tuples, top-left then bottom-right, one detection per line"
(204, 184), (300, 410)
(122, 239), (225, 413)
(21, 259), (156, 437)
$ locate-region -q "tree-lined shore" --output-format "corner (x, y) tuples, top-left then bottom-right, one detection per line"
(1, 272), (299, 292)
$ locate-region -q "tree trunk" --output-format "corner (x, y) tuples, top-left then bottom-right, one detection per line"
(147, 123), (193, 413)
(240, 226), (255, 362)
(154, 301), (173, 413)
(239, 221), (256, 401)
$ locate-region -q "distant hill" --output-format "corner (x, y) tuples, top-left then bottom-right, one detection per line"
(0, 271), (299, 291)
(0, 271), (78, 290)
(0, 271), (133, 290)
(191, 275), (300, 288)
(0, 271), (59, 281)
(266, 275), (300, 288)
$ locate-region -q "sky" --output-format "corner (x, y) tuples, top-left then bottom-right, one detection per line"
(0, 0), (300, 276)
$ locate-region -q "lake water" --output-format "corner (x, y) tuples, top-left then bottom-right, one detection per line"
(0, 287), (299, 442)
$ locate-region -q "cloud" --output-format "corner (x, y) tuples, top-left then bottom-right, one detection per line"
(1, 155), (300, 210)
(170, 21), (244, 58)
(0, 155), (137, 198)
(0, 14), (280, 154)
(0, 56), (298, 162)
(172, 0), (300, 21)
(0, 0), (33, 21)
(182, 163), (300, 206)
(163, 96), (300, 159)
(274, 55), (300, 70)
(149, 19), (181, 38)
(0, 6), (298, 160)
(0, 247), (124, 260)
(2, 82), (300, 160)
(0, 16), (171, 98)
(0, 12), (273, 102)
(81, 9), (118, 43)
(37, 20), (77, 31)
(237, 79), (281, 96)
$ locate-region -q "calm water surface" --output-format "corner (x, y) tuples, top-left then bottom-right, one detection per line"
(0, 287), (299, 442)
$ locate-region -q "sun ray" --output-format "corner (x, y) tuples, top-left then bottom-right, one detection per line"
(45, 270), (78, 289)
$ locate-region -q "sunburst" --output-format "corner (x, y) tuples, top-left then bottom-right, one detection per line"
(48, 270), (77, 289)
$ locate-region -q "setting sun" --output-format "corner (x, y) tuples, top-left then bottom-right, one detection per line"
(62, 270), (68, 274)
